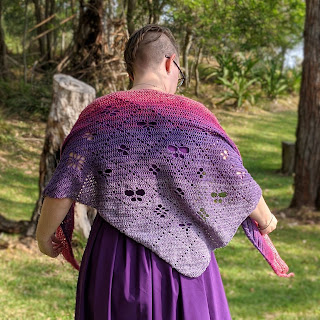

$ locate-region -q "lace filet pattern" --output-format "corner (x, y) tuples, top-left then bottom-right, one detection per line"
(43, 89), (294, 278)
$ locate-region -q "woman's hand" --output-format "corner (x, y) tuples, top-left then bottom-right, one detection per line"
(258, 213), (278, 236)
(37, 234), (64, 258)
(36, 197), (73, 258)
(249, 195), (278, 236)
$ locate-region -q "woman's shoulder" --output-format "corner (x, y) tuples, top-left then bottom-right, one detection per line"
(92, 92), (120, 105)
(80, 92), (121, 114)
(175, 94), (205, 108)
(84, 90), (207, 113)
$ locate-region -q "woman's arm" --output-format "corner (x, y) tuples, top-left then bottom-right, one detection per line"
(36, 196), (73, 258)
(249, 195), (277, 235)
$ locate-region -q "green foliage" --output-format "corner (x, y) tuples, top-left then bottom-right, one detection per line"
(205, 52), (258, 82)
(228, 0), (305, 51)
(255, 59), (288, 100)
(203, 52), (301, 107)
(205, 53), (239, 82)
(2, 0), (33, 53)
(253, 59), (301, 100)
(216, 71), (257, 109)
(284, 67), (302, 94)
(205, 52), (259, 108)
(0, 80), (51, 121)
(168, 0), (305, 56)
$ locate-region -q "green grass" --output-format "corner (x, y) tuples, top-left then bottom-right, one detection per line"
(0, 246), (78, 320)
(215, 107), (297, 210)
(1, 94), (319, 319)
(216, 224), (320, 320)
(0, 114), (45, 221)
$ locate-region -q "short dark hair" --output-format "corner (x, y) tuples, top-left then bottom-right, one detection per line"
(124, 24), (179, 79)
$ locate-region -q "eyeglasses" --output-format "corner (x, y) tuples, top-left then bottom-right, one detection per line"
(165, 55), (185, 88)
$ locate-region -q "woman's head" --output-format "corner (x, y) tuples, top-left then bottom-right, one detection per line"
(124, 24), (182, 94)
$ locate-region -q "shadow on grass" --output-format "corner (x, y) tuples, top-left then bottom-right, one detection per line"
(0, 167), (38, 187)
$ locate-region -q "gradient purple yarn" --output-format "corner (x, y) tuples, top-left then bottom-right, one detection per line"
(43, 89), (293, 278)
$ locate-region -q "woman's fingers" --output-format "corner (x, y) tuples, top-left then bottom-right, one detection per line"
(260, 215), (278, 235)
(51, 234), (61, 244)
(38, 234), (64, 258)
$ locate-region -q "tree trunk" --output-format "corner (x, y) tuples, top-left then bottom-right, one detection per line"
(146, 0), (166, 24)
(127, 0), (136, 36)
(74, 203), (97, 238)
(105, 0), (116, 54)
(32, 0), (46, 57)
(0, 0), (8, 79)
(183, 27), (193, 88)
(59, 0), (127, 93)
(23, 0), (29, 83)
(26, 74), (96, 237)
(290, 0), (320, 210)
(194, 44), (203, 97)
(281, 141), (296, 175)
(45, 0), (55, 61)
(72, 0), (104, 70)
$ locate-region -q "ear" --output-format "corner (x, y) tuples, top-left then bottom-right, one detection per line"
(165, 54), (176, 74)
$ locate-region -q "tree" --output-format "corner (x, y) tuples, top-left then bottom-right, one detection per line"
(32, 0), (46, 58)
(73, 0), (105, 67)
(145, 0), (168, 24)
(166, 0), (304, 91)
(0, 0), (8, 78)
(126, 0), (137, 35)
(27, 74), (96, 236)
(290, 0), (320, 210)
(58, 0), (128, 93)
(126, 0), (169, 36)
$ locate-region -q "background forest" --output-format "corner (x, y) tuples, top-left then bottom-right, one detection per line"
(0, 0), (305, 116)
(1, 1), (320, 320)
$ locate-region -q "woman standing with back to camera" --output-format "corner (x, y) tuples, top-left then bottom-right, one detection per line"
(36, 24), (293, 320)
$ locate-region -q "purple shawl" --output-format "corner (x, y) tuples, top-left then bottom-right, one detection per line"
(43, 89), (294, 278)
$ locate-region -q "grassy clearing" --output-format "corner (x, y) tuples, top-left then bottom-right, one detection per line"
(0, 113), (45, 221)
(216, 224), (320, 320)
(0, 240), (78, 320)
(215, 104), (298, 210)
(1, 92), (319, 319)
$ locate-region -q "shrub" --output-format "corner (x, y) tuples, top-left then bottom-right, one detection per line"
(0, 79), (51, 121)
(284, 67), (302, 94)
(216, 70), (258, 109)
(255, 59), (288, 100)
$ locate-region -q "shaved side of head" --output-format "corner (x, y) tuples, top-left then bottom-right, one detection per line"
(134, 32), (178, 74)
(124, 25), (179, 79)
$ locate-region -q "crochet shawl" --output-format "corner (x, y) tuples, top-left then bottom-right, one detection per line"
(43, 89), (294, 278)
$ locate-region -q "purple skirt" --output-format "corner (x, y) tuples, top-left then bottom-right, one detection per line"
(75, 214), (231, 320)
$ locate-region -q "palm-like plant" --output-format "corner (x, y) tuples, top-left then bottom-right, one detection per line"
(257, 59), (288, 100)
(216, 69), (258, 109)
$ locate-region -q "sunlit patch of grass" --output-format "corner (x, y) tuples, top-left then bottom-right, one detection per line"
(215, 223), (320, 320)
(0, 116), (45, 221)
(0, 235), (78, 320)
(0, 167), (40, 221)
(215, 106), (297, 210)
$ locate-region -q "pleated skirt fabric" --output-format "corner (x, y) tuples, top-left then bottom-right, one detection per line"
(75, 213), (232, 320)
